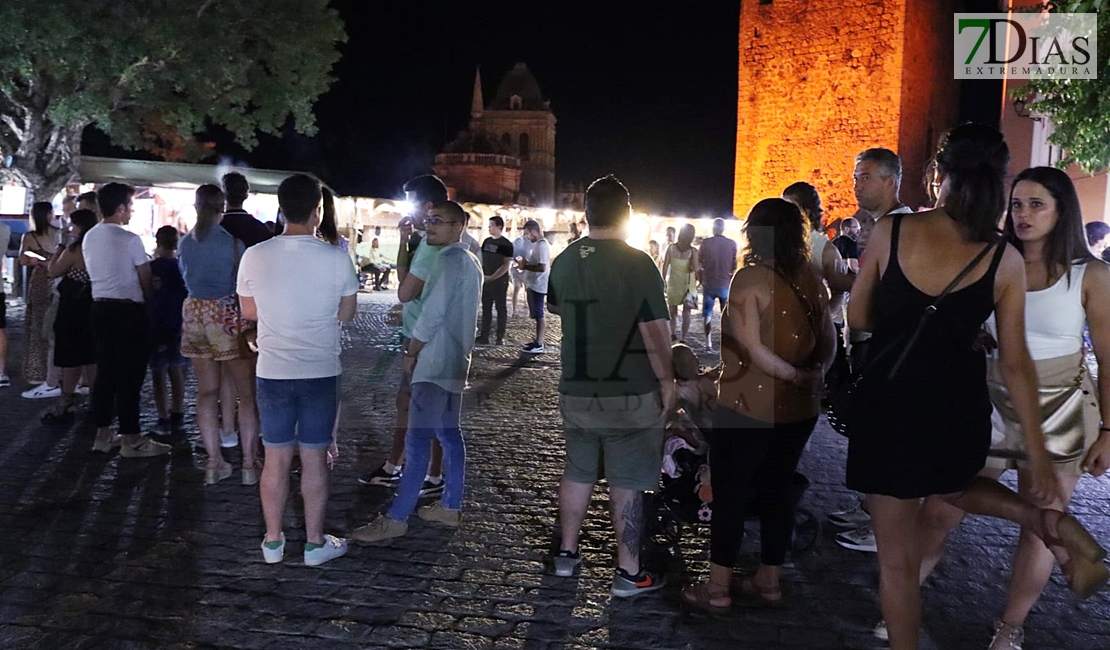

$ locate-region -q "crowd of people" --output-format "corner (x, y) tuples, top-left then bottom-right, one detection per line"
(1, 122), (1109, 650)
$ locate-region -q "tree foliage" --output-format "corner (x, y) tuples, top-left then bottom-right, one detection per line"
(0, 0), (345, 199)
(1017, 0), (1109, 172)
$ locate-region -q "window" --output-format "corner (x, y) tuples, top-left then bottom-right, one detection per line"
(501, 132), (511, 150)
(519, 133), (530, 160)
(510, 94), (522, 110)
(759, 0), (772, 4)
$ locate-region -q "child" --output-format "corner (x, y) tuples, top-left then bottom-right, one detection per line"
(149, 226), (189, 435)
(672, 343), (718, 434)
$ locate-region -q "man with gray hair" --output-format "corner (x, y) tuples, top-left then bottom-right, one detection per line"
(695, 217), (736, 352)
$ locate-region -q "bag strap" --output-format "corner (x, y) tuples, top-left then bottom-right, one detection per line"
(883, 240), (999, 379)
(759, 263), (822, 343)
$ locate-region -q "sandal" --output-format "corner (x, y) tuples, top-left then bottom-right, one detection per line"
(1039, 510), (1109, 598)
(989, 620), (1024, 650)
(680, 582), (731, 616)
(732, 575), (784, 607)
(41, 402), (76, 424)
(204, 461), (234, 485)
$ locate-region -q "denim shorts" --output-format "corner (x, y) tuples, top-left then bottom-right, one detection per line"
(526, 288), (546, 320)
(256, 376), (339, 450)
(702, 286), (729, 320)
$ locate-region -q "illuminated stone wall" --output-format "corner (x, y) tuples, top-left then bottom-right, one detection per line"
(733, 0), (959, 223)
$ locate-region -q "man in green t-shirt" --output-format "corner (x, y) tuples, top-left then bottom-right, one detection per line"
(359, 175), (447, 497)
(546, 175), (674, 597)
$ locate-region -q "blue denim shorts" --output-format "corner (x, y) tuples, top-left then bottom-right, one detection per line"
(702, 286), (729, 320)
(256, 376), (339, 450)
(526, 288), (546, 320)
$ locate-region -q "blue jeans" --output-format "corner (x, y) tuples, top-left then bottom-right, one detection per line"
(387, 382), (466, 521)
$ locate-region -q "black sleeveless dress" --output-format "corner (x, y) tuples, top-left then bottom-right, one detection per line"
(846, 215), (1006, 498)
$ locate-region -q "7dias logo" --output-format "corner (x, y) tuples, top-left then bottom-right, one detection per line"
(955, 13), (1097, 79)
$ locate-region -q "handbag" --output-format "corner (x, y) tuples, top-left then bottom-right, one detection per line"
(826, 240), (998, 437)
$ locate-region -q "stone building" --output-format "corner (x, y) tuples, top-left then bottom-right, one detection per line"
(733, 0), (959, 222)
(434, 63), (557, 206)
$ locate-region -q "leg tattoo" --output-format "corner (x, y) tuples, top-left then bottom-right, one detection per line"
(621, 495), (643, 557)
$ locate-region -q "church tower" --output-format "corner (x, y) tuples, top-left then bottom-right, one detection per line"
(471, 63), (556, 205)
(733, 0), (960, 221)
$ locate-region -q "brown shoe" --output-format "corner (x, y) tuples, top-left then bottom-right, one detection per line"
(417, 502), (461, 527)
(350, 516), (408, 543)
(120, 436), (172, 458)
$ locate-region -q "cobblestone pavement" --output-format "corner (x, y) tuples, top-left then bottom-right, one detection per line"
(0, 291), (1108, 649)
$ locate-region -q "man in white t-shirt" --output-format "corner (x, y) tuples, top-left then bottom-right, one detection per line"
(83, 183), (170, 457)
(517, 219), (551, 354)
(237, 174), (359, 567)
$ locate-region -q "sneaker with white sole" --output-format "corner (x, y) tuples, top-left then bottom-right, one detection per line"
(523, 341), (545, 354)
(92, 431), (122, 453)
(261, 533), (285, 564)
(0, 374), (12, 388)
(873, 619), (888, 641)
(836, 525), (877, 552)
(350, 516), (408, 543)
(304, 534), (348, 566)
(417, 501), (461, 527)
(22, 382), (61, 399)
(552, 549), (581, 577)
(219, 430), (239, 448)
(418, 478), (444, 498)
(611, 567), (667, 598)
(75, 384), (90, 396)
(358, 463), (402, 487)
(828, 500), (871, 528)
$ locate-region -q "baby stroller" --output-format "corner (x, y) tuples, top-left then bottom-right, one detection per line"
(647, 422), (821, 558)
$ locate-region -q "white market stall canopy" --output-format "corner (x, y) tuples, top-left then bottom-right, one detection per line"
(78, 156), (330, 195)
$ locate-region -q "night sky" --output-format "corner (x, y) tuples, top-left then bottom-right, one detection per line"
(84, 2), (1003, 217)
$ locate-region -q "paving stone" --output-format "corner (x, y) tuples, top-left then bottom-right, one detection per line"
(0, 291), (1106, 649)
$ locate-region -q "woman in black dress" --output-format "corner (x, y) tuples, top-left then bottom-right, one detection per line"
(42, 209), (98, 422)
(846, 124), (1107, 650)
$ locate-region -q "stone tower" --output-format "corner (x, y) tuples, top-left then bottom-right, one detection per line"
(733, 0), (960, 222)
(471, 63), (557, 205)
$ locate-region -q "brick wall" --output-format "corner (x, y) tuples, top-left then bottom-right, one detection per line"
(733, 0), (958, 223)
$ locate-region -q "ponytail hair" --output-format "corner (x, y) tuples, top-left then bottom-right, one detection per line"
(934, 123), (1009, 242)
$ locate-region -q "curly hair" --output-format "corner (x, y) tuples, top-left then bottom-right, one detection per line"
(742, 198), (810, 278)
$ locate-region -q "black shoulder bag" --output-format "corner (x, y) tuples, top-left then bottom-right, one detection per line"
(826, 241), (998, 437)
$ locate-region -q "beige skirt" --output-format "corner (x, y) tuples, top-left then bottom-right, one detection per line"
(984, 351), (1100, 475)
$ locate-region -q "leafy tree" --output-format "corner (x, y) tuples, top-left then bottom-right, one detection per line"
(1018, 0), (1109, 171)
(0, 0), (345, 200)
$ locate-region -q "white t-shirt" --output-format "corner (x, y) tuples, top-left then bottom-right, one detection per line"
(82, 222), (148, 302)
(237, 235), (359, 380)
(524, 238), (551, 294)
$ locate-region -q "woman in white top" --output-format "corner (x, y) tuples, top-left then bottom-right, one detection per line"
(916, 167), (1110, 649)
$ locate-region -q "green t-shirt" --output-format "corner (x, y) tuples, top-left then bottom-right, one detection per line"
(401, 238), (443, 339)
(548, 237), (670, 397)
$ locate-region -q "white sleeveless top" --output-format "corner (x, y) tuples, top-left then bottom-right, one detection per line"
(809, 231), (827, 274)
(985, 262), (1088, 360)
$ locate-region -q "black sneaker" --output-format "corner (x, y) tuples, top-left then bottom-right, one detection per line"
(475, 336), (490, 346)
(358, 463), (403, 487)
(169, 412), (186, 433)
(526, 342), (545, 354)
(153, 418), (172, 436)
(552, 549), (581, 577)
(611, 567), (667, 598)
(522, 341), (538, 352)
(418, 478), (444, 498)
(495, 338), (504, 346)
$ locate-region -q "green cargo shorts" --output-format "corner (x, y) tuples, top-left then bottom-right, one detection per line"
(559, 391), (665, 491)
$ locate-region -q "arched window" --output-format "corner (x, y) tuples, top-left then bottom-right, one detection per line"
(519, 133), (530, 161)
(510, 95), (522, 110)
(501, 133), (511, 151)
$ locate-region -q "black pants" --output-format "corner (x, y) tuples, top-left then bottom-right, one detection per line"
(825, 323), (851, 391)
(366, 264), (390, 289)
(709, 406), (817, 567)
(480, 276), (509, 341)
(91, 301), (149, 435)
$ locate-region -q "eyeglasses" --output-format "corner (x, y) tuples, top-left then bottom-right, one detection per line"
(424, 216), (461, 226)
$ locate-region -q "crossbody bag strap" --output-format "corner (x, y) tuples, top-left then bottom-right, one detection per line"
(759, 262), (821, 342)
(885, 240), (999, 379)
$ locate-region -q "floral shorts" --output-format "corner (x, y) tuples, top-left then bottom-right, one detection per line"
(181, 296), (247, 362)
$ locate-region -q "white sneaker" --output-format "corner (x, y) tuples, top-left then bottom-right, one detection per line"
(828, 500), (871, 528)
(261, 533), (285, 564)
(0, 374), (10, 388)
(75, 384), (90, 396)
(219, 431), (239, 448)
(304, 534), (348, 566)
(873, 620), (888, 641)
(22, 382), (61, 399)
(836, 525), (877, 552)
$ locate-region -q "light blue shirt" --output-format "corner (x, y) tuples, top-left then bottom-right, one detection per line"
(179, 225), (242, 299)
(411, 243), (483, 394)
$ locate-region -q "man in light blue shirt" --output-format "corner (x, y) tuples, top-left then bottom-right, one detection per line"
(353, 200), (482, 542)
